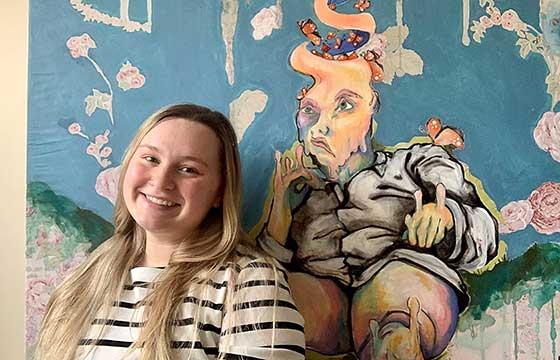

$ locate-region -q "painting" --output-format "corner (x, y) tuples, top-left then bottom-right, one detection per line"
(27, 0), (559, 359)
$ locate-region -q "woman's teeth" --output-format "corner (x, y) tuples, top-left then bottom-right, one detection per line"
(145, 194), (176, 207)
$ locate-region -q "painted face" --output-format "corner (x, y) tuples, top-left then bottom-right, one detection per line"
(122, 118), (223, 242)
(296, 74), (375, 178)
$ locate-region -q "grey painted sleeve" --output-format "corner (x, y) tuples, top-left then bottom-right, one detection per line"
(256, 227), (295, 264)
(406, 145), (499, 271)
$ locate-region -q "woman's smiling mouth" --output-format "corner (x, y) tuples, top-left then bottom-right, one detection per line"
(143, 193), (179, 207)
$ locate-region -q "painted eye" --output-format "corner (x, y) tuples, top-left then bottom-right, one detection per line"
(301, 105), (316, 115)
(337, 98), (354, 112)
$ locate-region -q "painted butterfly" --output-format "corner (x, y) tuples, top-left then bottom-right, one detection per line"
(364, 50), (384, 83)
(425, 117), (465, 150)
(298, 19), (322, 46)
(354, 0), (371, 12)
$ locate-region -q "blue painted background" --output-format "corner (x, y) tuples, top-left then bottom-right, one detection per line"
(28, 0), (556, 258)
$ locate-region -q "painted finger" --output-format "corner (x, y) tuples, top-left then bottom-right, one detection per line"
(274, 151), (283, 177)
(274, 150), (282, 168)
(434, 221), (447, 245)
(416, 215), (432, 248)
(407, 296), (422, 343)
(404, 215), (417, 246)
(404, 214), (412, 227)
(414, 190), (423, 212)
(295, 143), (305, 165)
(436, 183), (446, 210)
(284, 156), (293, 174)
(425, 218), (441, 248)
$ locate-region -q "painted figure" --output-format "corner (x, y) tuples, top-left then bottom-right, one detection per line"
(256, 1), (499, 359)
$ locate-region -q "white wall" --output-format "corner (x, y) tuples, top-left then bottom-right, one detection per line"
(0, 0), (28, 358)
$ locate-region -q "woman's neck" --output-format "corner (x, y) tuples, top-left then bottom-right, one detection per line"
(139, 232), (184, 267)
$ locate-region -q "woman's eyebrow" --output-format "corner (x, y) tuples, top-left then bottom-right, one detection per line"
(334, 89), (363, 101)
(138, 144), (160, 152)
(139, 144), (209, 168)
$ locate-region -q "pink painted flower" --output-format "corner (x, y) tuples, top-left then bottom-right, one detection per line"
(100, 146), (112, 157)
(528, 182), (560, 234)
(35, 227), (48, 247)
(86, 143), (99, 155)
(48, 225), (64, 246)
(486, 7), (502, 25)
(534, 111), (560, 162)
(26, 277), (54, 313)
(130, 75), (145, 88)
(95, 166), (120, 205)
(501, 9), (519, 22)
(26, 204), (35, 218)
(500, 10), (521, 32)
(116, 62), (146, 91)
(35, 225), (64, 247)
(499, 200), (534, 234)
(66, 33), (96, 58)
(95, 134), (109, 145)
(67, 122), (81, 135)
(491, 13), (502, 25)
(480, 16), (493, 29)
(501, 19), (515, 31)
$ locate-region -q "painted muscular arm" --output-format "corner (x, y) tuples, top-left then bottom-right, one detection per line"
(405, 144), (499, 272)
(257, 145), (315, 263)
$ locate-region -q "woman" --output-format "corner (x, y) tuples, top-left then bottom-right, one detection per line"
(36, 104), (305, 360)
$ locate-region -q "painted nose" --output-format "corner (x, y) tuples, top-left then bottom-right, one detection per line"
(311, 114), (331, 136)
(311, 123), (330, 136)
(150, 167), (175, 190)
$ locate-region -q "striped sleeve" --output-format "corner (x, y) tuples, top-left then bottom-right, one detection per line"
(218, 259), (305, 359)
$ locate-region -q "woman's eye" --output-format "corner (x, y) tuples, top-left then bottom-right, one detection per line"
(337, 99), (354, 112)
(178, 167), (198, 174)
(142, 156), (159, 164)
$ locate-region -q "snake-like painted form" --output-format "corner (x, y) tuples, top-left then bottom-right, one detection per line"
(291, 0), (384, 89)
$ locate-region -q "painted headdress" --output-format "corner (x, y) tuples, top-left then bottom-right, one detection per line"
(290, 0), (384, 91)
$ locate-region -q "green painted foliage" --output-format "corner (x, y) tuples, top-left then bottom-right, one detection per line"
(27, 181), (114, 253)
(462, 242), (560, 321)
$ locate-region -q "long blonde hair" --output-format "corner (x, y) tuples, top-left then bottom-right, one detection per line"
(36, 104), (261, 360)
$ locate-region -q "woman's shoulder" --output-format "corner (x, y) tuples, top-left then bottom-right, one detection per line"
(216, 243), (289, 282)
(234, 243), (284, 267)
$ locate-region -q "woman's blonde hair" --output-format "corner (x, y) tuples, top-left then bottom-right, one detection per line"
(36, 104), (260, 360)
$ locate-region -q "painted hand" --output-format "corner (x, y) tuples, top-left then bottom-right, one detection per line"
(404, 184), (453, 248)
(369, 297), (424, 360)
(273, 144), (317, 195)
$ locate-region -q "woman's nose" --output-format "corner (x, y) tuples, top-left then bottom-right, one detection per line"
(149, 166), (175, 190)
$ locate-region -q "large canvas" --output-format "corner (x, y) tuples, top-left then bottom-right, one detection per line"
(27, 0), (560, 359)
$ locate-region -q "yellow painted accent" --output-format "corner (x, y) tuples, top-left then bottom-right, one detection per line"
(471, 240), (508, 275)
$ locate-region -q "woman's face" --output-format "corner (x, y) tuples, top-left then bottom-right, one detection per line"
(122, 117), (223, 242)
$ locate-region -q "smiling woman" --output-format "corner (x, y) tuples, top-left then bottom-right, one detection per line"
(123, 119), (224, 264)
(35, 104), (305, 360)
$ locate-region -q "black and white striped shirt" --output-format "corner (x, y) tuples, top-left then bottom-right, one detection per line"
(77, 253), (305, 359)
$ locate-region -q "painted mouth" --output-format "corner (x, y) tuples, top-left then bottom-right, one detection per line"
(310, 137), (335, 156)
(143, 193), (179, 207)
